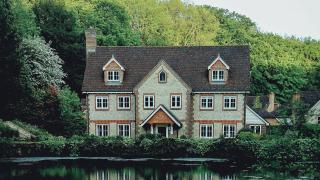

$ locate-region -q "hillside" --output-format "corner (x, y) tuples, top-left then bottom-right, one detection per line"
(0, 0), (319, 127)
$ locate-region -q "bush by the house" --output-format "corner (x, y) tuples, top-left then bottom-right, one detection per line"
(0, 120), (19, 138)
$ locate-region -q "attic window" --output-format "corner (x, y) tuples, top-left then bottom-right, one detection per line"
(212, 70), (224, 82)
(159, 71), (166, 83)
(108, 71), (119, 81)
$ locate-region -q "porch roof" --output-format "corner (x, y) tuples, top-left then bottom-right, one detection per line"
(140, 105), (182, 127)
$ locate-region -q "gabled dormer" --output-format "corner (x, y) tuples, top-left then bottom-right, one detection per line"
(208, 54), (230, 84)
(102, 55), (125, 85)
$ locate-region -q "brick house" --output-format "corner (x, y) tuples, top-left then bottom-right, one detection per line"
(82, 29), (251, 138)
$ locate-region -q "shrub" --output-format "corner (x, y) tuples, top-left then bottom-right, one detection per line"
(237, 131), (260, 141)
(0, 120), (19, 138)
(299, 123), (320, 138)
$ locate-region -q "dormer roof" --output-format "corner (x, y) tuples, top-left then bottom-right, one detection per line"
(102, 54), (125, 71)
(207, 53), (230, 70)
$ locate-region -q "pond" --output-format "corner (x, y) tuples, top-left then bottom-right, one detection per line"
(0, 157), (318, 180)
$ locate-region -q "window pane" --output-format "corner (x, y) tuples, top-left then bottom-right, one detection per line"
(256, 126), (261, 134)
(114, 72), (119, 80)
(219, 71), (224, 79)
(213, 71), (218, 80)
(159, 72), (166, 82)
(208, 126), (212, 137)
(224, 125), (228, 137)
(201, 126), (206, 137)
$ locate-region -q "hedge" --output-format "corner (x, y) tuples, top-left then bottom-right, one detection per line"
(1, 134), (319, 169)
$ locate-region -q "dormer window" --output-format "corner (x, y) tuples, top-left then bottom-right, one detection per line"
(208, 54), (230, 84)
(159, 71), (166, 83)
(212, 70), (224, 82)
(103, 55), (125, 85)
(108, 71), (119, 81)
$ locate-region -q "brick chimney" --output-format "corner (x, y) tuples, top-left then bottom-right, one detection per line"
(85, 28), (96, 57)
(267, 92), (275, 112)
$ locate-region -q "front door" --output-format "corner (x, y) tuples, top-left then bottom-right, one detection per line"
(157, 126), (167, 137)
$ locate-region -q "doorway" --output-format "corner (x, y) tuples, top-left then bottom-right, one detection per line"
(156, 125), (168, 137)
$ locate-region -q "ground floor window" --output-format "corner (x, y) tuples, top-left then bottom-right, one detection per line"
(96, 124), (109, 137)
(223, 124), (236, 138)
(249, 125), (261, 134)
(118, 124), (130, 137)
(318, 116), (320, 124)
(200, 124), (213, 138)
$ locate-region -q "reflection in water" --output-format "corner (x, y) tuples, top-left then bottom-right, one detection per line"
(0, 159), (318, 180)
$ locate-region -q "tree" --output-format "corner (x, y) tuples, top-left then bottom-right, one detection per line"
(18, 37), (66, 93)
(57, 87), (86, 137)
(0, 0), (21, 120)
(11, 37), (65, 127)
(251, 62), (308, 103)
(33, 0), (85, 93)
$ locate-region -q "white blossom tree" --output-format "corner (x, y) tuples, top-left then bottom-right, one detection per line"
(18, 37), (66, 92)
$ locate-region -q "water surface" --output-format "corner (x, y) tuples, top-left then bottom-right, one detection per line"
(0, 157), (318, 180)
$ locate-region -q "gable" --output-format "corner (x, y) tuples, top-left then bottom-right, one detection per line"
(208, 54), (230, 70)
(140, 105), (181, 127)
(102, 56), (125, 71)
(246, 105), (269, 125)
(134, 60), (191, 92)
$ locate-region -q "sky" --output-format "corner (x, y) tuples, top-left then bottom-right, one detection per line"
(187, 0), (320, 40)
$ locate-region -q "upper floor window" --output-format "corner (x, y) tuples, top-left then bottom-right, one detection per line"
(96, 124), (108, 136)
(200, 96), (213, 110)
(249, 125), (261, 134)
(118, 124), (130, 137)
(171, 94), (181, 109)
(223, 124), (236, 138)
(318, 116), (320, 124)
(96, 96), (108, 109)
(223, 96), (237, 110)
(118, 96), (130, 110)
(144, 95), (154, 109)
(108, 71), (119, 81)
(200, 124), (213, 138)
(159, 71), (166, 83)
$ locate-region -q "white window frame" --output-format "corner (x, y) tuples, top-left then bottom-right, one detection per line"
(159, 71), (166, 83)
(96, 124), (109, 137)
(223, 96), (237, 110)
(212, 70), (224, 81)
(200, 96), (214, 110)
(107, 71), (120, 81)
(118, 124), (130, 137)
(96, 96), (108, 109)
(223, 124), (236, 138)
(170, 94), (182, 109)
(249, 125), (261, 135)
(118, 96), (130, 110)
(200, 124), (213, 138)
(144, 95), (155, 109)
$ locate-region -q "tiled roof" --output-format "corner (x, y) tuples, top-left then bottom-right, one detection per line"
(300, 91), (320, 108)
(82, 46), (250, 92)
